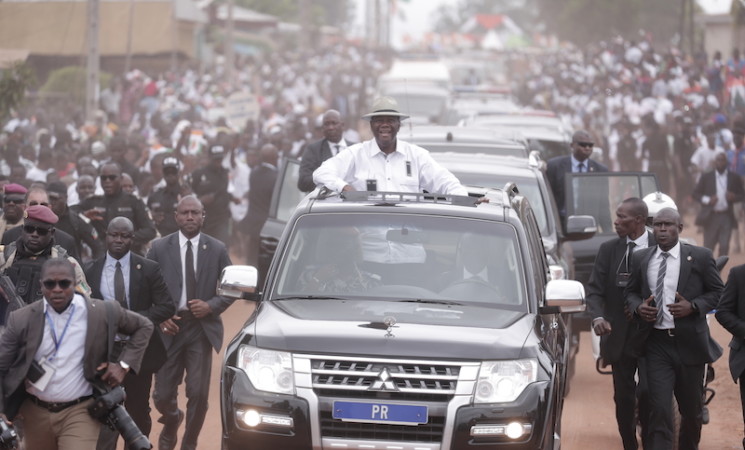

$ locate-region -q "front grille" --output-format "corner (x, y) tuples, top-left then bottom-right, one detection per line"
(311, 358), (459, 397)
(319, 411), (445, 442)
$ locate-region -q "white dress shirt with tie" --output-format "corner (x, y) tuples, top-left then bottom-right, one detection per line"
(101, 252), (131, 307)
(178, 231), (200, 310)
(647, 242), (681, 329)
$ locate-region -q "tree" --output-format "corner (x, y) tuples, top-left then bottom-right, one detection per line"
(0, 62), (34, 123)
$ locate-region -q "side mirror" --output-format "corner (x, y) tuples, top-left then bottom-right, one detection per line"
(218, 265), (259, 301)
(541, 279), (585, 314)
(564, 215), (597, 241)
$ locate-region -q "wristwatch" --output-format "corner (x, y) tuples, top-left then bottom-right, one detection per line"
(119, 360), (131, 371)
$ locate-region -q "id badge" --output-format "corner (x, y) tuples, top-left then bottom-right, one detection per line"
(616, 272), (631, 288)
(30, 358), (57, 392)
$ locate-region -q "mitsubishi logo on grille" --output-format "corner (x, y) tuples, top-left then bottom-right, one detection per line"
(369, 368), (398, 391)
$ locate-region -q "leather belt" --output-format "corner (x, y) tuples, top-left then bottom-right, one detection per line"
(29, 395), (93, 413)
(654, 328), (676, 337)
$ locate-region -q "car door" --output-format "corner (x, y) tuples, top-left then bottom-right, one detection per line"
(563, 172), (660, 285)
(258, 158), (303, 286)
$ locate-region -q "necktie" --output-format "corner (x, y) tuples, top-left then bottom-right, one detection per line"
(624, 241), (636, 270)
(114, 261), (127, 308)
(334, 144), (340, 156)
(185, 240), (197, 304)
(654, 251), (670, 320)
(578, 162), (585, 173)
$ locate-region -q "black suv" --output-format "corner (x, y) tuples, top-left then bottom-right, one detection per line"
(219, 188), (586, 450)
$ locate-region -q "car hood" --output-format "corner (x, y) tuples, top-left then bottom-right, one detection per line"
(247, 299), (536, 360)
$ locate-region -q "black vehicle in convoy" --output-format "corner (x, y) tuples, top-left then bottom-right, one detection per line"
(218, 187), (586, 450)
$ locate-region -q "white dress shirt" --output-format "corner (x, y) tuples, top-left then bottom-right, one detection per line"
(313, 138), (468, 195)
(101, 251), (131, 307)
(714, 170), (729, 212)
(329, 138), (348, 156)
(647, 242), (681, 329)
(178, 231), (200, 310)
(29, 294), (92, 402)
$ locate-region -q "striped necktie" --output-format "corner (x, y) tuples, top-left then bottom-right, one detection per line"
(654, 251), (670, 321)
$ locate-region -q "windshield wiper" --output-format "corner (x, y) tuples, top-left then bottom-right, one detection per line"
(398, 299), (462, 306)
(273, 295), (346, 301)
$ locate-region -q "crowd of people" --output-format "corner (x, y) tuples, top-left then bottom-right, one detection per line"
(2, 30), (745, 450)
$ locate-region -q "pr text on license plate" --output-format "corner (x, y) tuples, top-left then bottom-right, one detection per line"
(332, 401), (428, 426)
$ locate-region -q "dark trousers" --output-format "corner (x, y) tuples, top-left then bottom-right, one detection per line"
(740, 374), (745, 437)
(703, 211), (733, 257)
(646, 330), (705, 450)
(611, 354), (649, 450)
(153, 318), (212, 450)
(96, 369), (154, 449)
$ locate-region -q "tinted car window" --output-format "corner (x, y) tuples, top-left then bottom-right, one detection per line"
(276, 160), (305, 222)
(272, 213), (526, 309)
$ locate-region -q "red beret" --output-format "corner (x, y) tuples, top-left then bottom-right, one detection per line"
(24, 205), (59, 225)
(3, 183), (28, 195)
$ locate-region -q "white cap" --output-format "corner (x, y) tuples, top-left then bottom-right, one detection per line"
(643, 192), (677, 218)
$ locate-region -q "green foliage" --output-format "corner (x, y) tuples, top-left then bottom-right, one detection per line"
(39, 66), (112, 105)
(433, 0), (689, 47)
(237, 0), (352, 28)
(0, 62), (35, 122)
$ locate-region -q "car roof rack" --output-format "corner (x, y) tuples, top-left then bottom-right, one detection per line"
(340, 191), (477, 207)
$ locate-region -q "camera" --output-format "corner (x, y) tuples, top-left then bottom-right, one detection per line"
(89, 380), (152, 450)
(0, 416), (18, 450)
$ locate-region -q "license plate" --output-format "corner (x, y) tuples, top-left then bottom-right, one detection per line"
(332, 401), (428, 425)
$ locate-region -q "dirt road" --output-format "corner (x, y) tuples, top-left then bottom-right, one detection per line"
(143, 228), (745, 450)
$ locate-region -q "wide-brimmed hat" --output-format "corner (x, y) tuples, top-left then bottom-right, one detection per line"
(362, 97), (410, 121)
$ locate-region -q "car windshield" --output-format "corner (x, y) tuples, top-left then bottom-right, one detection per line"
(420, 142), (527, 158)
(271, 213), (527, 310)
(452, 172), (549, 236)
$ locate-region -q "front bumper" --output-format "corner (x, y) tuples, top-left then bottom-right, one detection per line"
(221, 363), (558, 450)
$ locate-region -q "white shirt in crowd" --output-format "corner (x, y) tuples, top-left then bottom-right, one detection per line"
(313, 138), (468, 196)
(29, 294), (92, 403)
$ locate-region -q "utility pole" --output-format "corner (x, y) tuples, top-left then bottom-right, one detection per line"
(86, 0), (100, 122)
(225, 0), (235, 87)
(124, 0), (135, 73)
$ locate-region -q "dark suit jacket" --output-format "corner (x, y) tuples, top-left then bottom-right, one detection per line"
(2, 227), (80, 262)
(586, 231), (656, 363)
(245, 163), (277, 236)
(691, 169), (745, 221)
(545, 155), (608, 221)
(0, 296), (152, 418)
(84, 252), (175, 373)
(624, 243), (724, 364)
(298, 139), (333, 192)
(146, 232), (233, 352)
(715, 264), (745, 381)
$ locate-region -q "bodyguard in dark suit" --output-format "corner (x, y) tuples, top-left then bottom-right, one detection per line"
(297, 109), (352, 192)
(625, 208), (724, 450)
(691, 151), (745, 257)
(715, 263), (745, 448)
(243, 144), (278, 266)
(587, 197), (654, 450)
(546, 129), (608, 226)
(85, 217), (175, 449)
(147, 195), (233, 450)
(0, 258), (152, 450)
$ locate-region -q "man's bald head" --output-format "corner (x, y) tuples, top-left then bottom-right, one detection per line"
(571, 130), (594, 162)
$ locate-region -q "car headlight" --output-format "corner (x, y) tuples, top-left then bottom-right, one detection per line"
(237, 345), (295, 395)
(475, 359), (537, 403)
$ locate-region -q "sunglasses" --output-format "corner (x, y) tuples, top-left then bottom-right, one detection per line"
(23, 225), (52, 236)
(42, 279), (74, 290)
(3, 198), (24, 205)
(100, 175), (119, 181)
(576, 142), (594, 148)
